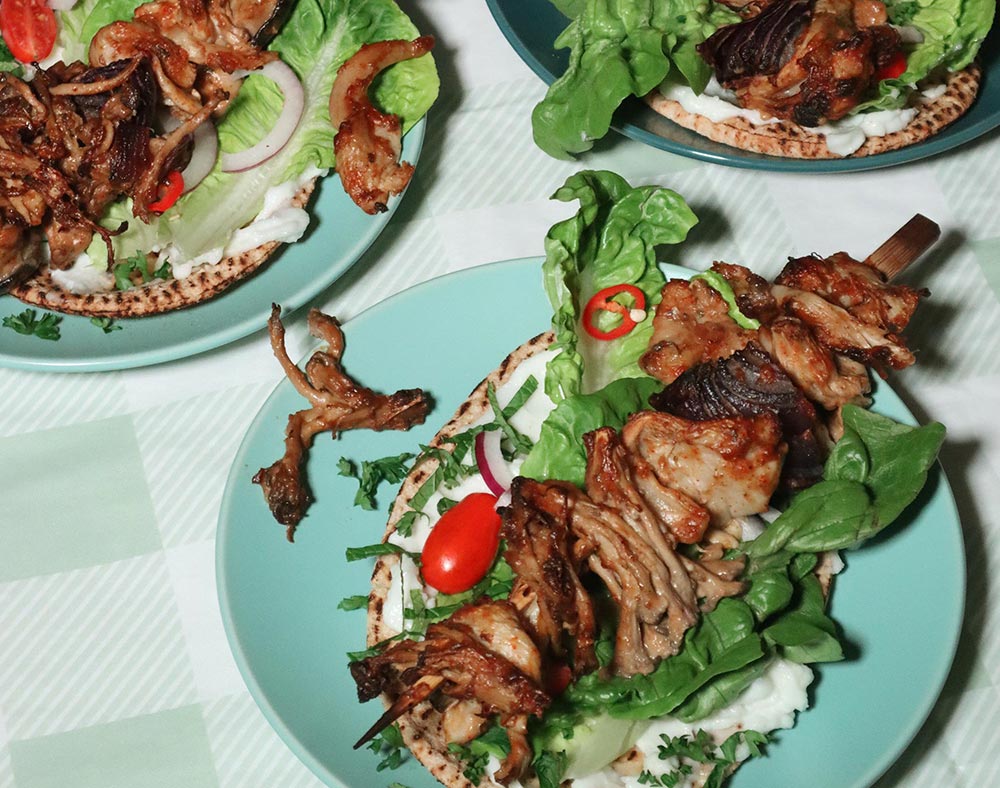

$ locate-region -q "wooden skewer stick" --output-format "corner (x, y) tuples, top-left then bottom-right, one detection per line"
(863, 214), (940, 281)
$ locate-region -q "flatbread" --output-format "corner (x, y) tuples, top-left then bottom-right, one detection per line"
(8, 180), (316, 318)
(366, 331), (555, 788)
(361, 330), (837, 788)
(643, 64), (981, 159)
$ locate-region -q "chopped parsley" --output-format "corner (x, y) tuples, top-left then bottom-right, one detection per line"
(2, 309), (61, 341)
(649, 730), (769, 788)
(344, 542), (419, 562)
(338, 594), (369, 611)
(113, 252), (172, 291)
(338, 452), (415, 511)
(366, 724), (408, 771)
(448, 724), (511, 784)
(90, 317), (122, 334)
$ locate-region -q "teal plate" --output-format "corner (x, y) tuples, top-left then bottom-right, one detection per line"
(0, 120), (424, 373)
(486, 0), (1000, 172)
(217, 258), (965, 788)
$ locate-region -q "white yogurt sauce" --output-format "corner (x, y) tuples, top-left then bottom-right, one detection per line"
(49, 166), (324, 293)
(659, 75), (927, 156)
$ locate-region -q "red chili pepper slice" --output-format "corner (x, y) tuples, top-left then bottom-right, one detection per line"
(876, 51), (907, 81)
(582, 284), (646, 341)
(148, 170), (185, 213)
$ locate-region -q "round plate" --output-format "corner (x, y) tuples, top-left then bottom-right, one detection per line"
(217, 258), (964, 788)
(486, 0), (1000, 172)
(0, 120), (425, 373)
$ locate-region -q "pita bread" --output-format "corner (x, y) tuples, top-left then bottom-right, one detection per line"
(644, 65), (981, 159)
(362, 330), (840, 788)
(8, 180), (316, 318)
(365, 331), (555, 788)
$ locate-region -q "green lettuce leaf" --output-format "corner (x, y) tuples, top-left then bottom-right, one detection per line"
(542, 170), (698, 402)
(521, 376), (662, 485)
(57, 0), (438, 262)
(532, 0), (737, 158)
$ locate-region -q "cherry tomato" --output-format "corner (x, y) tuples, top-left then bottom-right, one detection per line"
(421, 492), (502, 594)
(582, 284), (646, 341)
(876, 51), (908, 82)
(0, 0), (57, 64)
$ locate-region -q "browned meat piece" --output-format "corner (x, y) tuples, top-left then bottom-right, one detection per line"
(0, 224), (43, 290)
(351, 600), (549, 783)
(711, 262), (779, 323)
(776, 252), (925, 333)
(621, 411), (785, 527)
(253, 306), (430, 539)
(649, 342), (825, 490)
(329, 37), (435, 214)
(502, 477), (598, 676)
(699, 0), (903, 125)
(640, 277), (756, 385)
(759, 317), (872, 409)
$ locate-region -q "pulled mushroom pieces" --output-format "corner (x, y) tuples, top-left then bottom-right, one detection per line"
(253, 305), (430, 539)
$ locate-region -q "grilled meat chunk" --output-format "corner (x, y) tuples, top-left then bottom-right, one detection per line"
(253, 306), (430, 539)
(502, 477), (599, 676)
(699, 0), (903, 125)
(621, 411), (785, 527)
(640, 277), (756, 385)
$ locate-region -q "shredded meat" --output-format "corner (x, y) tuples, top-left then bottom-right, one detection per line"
(350, 600), (550, 783)
(329, 36), (435, 214)
(252, 305), (430, 539)
(502, 477), (599, 676)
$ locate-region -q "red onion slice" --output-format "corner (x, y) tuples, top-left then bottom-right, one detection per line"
(220, 60), (305, 173)
(181, 120), (218, 193)
(475, 430), (514, 496)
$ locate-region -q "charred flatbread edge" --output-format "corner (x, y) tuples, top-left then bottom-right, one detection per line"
(643, 63), (980, 159)
(8, 180), (316, 318)
(361, 330), (837, 788)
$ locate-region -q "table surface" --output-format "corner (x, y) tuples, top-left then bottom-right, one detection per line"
(2, 2), (999, 787)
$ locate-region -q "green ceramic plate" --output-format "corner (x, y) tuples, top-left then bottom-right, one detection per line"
(486, 0), (1000, 172)
(217, 258), (964, 788)
(0, 120), (425, 373)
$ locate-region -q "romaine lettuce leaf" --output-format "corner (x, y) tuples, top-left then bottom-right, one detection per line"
(57, 0), (438, 262)
(542, 170), (698, 401)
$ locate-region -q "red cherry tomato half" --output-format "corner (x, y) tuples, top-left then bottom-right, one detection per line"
(876, 50), (908, 81)
(0, 0), (57, 64)
(421, 492), (502, 594)
(582, 284), (646, 341)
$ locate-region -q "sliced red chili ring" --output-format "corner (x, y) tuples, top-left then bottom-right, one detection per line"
(582, 283), (647, 341)
(148, 170), (185, 213)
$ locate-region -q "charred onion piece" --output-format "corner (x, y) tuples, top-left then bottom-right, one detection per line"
(253, 305), (430, 540)
(330, 36), (435, 214)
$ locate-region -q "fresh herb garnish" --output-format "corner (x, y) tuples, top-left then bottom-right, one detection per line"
(338, 453), (415, 511)
(113, 252), (172, 291)
(367, 724), (408, 771)
(2, 309), (61, 341)
(90, 317), (122, 333)
(345, 543), (419, 562)
(338, 594), (369, 611)
(448, 724), (511, 784)
(650, 730), (769, 788)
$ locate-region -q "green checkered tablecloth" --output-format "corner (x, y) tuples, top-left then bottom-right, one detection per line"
(3, 2), (1000, 787)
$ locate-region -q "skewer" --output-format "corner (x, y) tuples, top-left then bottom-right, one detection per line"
(863, 214), (940, 281)
(353, 674), (445, 749)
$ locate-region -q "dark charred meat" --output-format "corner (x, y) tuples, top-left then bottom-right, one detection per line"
(329, 37), (435, 214)
(502, 477), (599, 676)
(351, 600), (549, 782)
(699, 0), (903, 125)
(640, 277), (756, 386)
(253, 306), (430, 539)
(650, 342), (824, 490)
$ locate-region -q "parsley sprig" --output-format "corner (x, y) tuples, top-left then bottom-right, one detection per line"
(113, 252), (171, 291)
(447, 724), (511, 784)
(338, 453), (415, 511)
(2, 309), (61, 341)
